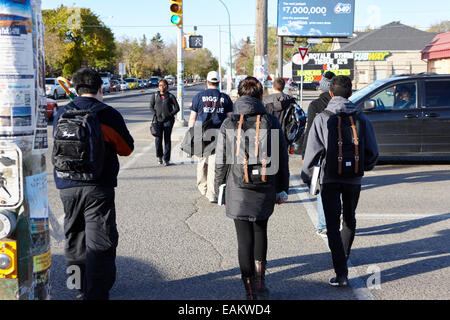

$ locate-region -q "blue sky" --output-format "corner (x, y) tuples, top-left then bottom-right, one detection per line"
(41, 0), (450, 71)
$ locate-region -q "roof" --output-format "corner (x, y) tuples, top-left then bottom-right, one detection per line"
(422, 32), (450, 60)
(339, 22), (437, 51)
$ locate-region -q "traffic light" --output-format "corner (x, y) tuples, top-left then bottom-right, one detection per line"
(170, 0), (183, 26)
(188, 35), (203, 49)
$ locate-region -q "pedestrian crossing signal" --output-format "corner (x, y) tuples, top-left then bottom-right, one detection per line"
(188, 35), (203, 49)
(170, 0), (183, 26)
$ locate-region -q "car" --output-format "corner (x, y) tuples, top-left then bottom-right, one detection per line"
(118, 79), (130, 91)
(101, 78), (111, 93)
(45, 78), (66, 100)
(138, 79), (145, 89)
(124, 77), (139, 89)
(348, 73), (450, 160)
(46, 98), (58, 122)
(149, 77), (161, 87)
(164, 76), (175, 86)
(110, 80), (121, 92)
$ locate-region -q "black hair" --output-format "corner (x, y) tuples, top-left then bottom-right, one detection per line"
(72, 68), (103, 95)
(330, 75), (353, 99)
(323, 71), (336, 80)
(158, 79), (169, 87)
(238, 76), (263, 99)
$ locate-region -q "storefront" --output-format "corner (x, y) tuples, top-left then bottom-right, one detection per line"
(421, 32), (450, 74)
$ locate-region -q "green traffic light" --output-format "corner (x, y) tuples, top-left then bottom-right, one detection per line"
(171, 15), (181, 25)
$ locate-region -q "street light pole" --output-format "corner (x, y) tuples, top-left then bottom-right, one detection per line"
(218, 0), (233, 93)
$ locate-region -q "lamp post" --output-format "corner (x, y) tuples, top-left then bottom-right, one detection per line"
(218, 0), (233, 93)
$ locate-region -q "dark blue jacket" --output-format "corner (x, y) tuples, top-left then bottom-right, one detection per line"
(53, 96), (134, 189)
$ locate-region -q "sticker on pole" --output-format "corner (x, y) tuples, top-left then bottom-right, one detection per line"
(0, 142), (23, 209)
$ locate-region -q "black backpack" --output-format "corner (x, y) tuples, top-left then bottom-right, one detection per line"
(324, 110), (365, 179)
(231, 113), (275, 189)
(52, 102), (107, 181)
(281, 102), (307, 145)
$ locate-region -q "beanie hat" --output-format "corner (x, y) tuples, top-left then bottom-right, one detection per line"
(319, 74), (333, 92)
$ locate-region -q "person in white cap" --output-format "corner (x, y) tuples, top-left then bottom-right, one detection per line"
(188, 71), (234, 202)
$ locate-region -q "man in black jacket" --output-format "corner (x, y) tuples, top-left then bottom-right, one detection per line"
(53, 68), (134, 300)
(263, 77), (296, 123)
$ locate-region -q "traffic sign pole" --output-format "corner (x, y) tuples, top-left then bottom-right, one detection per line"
(298, 47), (309, 108)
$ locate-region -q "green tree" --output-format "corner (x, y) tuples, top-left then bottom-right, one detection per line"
(43, 5), (116, 77)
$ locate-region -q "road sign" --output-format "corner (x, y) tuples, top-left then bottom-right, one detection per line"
(307, 38), (323, 44)
(188, 35), (203, 49)
(298, 47), (309, 60)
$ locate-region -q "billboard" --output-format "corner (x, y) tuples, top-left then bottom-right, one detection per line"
(292, 51), (354, 83)
(277, 0), (355, 37)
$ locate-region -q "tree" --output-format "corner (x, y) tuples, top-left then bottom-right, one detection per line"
(428, 21), (450, 33)
(43, 6), (117, 77)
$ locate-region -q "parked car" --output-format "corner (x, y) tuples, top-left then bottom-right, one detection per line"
(110, 80), (121, 92)
(164, 76), (175, 86)
(349, 73), (450, 160)
(125, 77), (139, 89)
(138, 79), (145, 89)
(118, 79), (130, 91)
(46, 98), (58, 122)
(45, 78), (66, 100)
(101, 77), (111, 93)
(149, 77), (160, 87)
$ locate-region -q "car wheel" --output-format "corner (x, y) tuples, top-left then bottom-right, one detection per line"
(53, 90), (58, 100)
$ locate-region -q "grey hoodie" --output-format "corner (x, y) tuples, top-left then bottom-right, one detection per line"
(301, 96), (379, 185)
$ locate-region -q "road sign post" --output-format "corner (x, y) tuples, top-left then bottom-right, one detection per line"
(298, 47), (309, 108)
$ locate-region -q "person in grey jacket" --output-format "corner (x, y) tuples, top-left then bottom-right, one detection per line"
(301, 76), (379, 287)
(263, 77), (296, 123)
(215, 76), (290, 300)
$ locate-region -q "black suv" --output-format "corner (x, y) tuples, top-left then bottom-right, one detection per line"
(349, 74), (450, 160)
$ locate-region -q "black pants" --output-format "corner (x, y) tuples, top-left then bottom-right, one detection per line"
(321, 183), (361, 278)
(234, 219), (269, 278)
(155, 119), (174, 162)
(60, 186), (119, 300)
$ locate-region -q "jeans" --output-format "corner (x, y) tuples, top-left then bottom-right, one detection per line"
(155, 119), (174, 162)
(321, 183), (361, 278)
(317, 193), (326, 231)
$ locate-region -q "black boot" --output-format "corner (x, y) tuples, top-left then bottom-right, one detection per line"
(241, 276), (257, 300)
(255, 260), (269, 300)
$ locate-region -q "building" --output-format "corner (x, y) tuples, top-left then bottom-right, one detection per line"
(335, 22), (437, 89)
(421, 32), (450, 74)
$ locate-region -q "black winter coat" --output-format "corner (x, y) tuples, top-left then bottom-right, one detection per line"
(149, 91), (180, 123)
(263, 92), (296, 123)
(214, 96), (290, 222)
(300, 91), (332, 157)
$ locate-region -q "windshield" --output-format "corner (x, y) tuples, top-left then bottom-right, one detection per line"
(125, 79), (135, 83)
(349, 79), (393, 104)
(45, 79), (55, 85)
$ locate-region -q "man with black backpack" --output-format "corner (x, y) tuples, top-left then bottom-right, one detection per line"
(52, 68), (134, 300)
(301, 76), (378, 287)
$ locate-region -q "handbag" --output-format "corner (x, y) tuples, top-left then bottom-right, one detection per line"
(180, 93), (221, 157)
(150, 116), (160, 137)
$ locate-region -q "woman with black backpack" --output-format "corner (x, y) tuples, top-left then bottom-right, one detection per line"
(149, 79), (180, 166)
(214, 76), (290, 300)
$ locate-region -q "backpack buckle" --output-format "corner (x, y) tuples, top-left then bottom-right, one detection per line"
(355, 156), (360, 161)
(338, 157), (343, 162)
(338, 141), (343, 146)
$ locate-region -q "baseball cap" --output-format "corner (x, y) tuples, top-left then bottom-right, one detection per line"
(207, 71), (220, 83)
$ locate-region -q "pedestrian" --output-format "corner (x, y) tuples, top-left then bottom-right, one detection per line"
(301, 75), (378, 287)
(301, 71), (336, 237)
(52, 68), (134, 300)
(149, 79), (180, 166)
(263, 77), (296, 123)
(215, 76), (290, 300)
(188, 71), (233, 203)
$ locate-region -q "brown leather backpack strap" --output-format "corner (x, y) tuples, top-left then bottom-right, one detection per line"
(236, 114), (244, 157)
(337, 115), (343, 175)
(349, 115), (359, 174)
(243, 156), (249, 183)
(255, 115), (261, 158)
(261, 155), (267, 182)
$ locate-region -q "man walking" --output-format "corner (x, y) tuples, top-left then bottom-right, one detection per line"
(301, 76), (378, 287)
(188, 71), (233, 203)
(263, 77), (296, 122)
(53, 68), (134, 299)
(301, 71), (335, 237)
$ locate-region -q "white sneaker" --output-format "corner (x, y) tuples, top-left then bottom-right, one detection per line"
(316, 229), (327, 238)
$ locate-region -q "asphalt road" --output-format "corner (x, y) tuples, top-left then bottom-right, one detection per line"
(46, 84), (450, 300)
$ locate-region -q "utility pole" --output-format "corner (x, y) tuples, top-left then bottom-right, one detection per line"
(218, 25), (223, 92)
(254, 0), (268, 83)
(0, 0), (50, 300)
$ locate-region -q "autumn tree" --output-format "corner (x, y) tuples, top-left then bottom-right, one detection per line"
(428, 21), (450, 33)
(43, 5), (116, 77)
